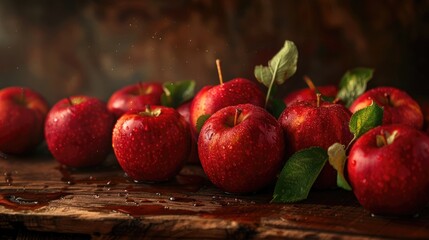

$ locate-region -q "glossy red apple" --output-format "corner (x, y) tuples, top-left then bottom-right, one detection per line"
(198, 104), (285, 193)
(0, 87), (49, 154)
(112, 106), (191, 182)
(349, 87), (423, 129)
(107, 82), (164, 118)
(177, 100), (199, 164)
(278, 96), (353, 189)
(190, 78), (265, 135)
(348, 124), (429, 216)
(284, 85), (338, 106)
(45, 96), (115, 167)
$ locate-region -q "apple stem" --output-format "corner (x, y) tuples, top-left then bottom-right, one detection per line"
(303, 76), (316, 91)
(145, 104), (151, 113)
(376, 134), (388, 147)
(67, 97), (73, 106)
(20, 87), (26, 103)
(216, 59), (224, 85)
(233, 108), (242, 127)
(316, 93), (321, 107)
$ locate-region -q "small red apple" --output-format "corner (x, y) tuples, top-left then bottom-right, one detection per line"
(0, 87), (49, 154)
(45, 96), (115, 167)
(284, 85), (338, 106)
(190, 78), (265, 135)
(198, 104), (285, 193)
(278, 96), (353, 189)
(349, 87), (423, 129)
(348, 124), (429, 216)
(177, 100), (199, 164)
(107, 82), (164, 118)
(112, 106), (191, 182)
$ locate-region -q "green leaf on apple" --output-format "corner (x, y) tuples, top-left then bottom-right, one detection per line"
(196, 114), (211, 133)
(327, 143), (352, 191)
(272, 147), (328, 203)
(161, 80), (196, 108)
(349, 101), (383, 143)
(336, 68), (374, 107)
(254, 40), (298, 107)
(267, 97), (286, 118)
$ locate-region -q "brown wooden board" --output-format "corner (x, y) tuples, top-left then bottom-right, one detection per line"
(1, 152), (429, 239)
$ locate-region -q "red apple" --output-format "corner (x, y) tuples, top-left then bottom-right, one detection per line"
(0, 87), (49, 154)
(348, 124), (429, 216)
(284, 85), (338, 106)
(278, 97), (353, 189)
(349, 87), (423, 129)
(107, 82), (164, 118)
(190, 78), (265, 135)
(198, 104), (285, 193)
(45, 96), (115, 167)
(112, 105), (191, 182)
(177, 100), (199, 164)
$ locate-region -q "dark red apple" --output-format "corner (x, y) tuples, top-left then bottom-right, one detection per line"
(45, 96), (115, 167)
(284, 85), (338, 106)
(112, 105), (191, 182)
(198, 104), (285, 193)
(278, 97), (353, 189)
(177, 100), (199, 164)
(190, 78), (265, 135)
(349, 87), (423, 129)
(107, 82), (164, 118)
(0, 87), (49, 154)
(348, 124), (429, 216)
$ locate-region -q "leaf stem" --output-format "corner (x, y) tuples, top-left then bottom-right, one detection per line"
(216, 59), (224, 85)
(265, 62), (279, 108)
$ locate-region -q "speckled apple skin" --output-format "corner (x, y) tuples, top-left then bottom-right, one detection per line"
(190, 78), (265, 135)
(0, 87), (49, 154)
(348, 124), (429, 216)
(45, 96), (115, 167)
(283, 85), (338, 106)
(107, 82), (164, 118)
(198, 104), (285, 193)
(349, 87), (423, 130)
(112, 106), (191, 182)
(278, 100), (353, 189)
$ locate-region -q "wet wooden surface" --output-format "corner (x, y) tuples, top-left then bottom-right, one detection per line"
(0, 152), (429, 239)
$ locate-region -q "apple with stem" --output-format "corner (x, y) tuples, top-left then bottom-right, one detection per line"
(198, 103), (285, 193)
(348, 124), (429, 216)
(112, 105), (191, 182)
(107, 82), (164, 118)
(45, 96), (115, 167)
(349, 87), (423, 129)
(0, 87), (49, 154)
(278, 94), (353, 189)
(283, 76), (338, 106)
(190, 59), (265, 135)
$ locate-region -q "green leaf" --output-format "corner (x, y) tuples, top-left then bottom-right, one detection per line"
(349, 101), (383, 141)
(161, 80), (196, 108)
(196, 114), (211, 133)
(267, 97), (286, 118)
(272, 147), (328, 203)
(254, 40), (298, 107)
(327, 143), (352, 191)
(336, 68), (374, 107)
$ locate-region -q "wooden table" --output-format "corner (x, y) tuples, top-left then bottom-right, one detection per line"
(1, 152), (428, 239)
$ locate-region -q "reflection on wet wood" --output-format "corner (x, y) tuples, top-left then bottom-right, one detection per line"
(0, 155), (428, 239)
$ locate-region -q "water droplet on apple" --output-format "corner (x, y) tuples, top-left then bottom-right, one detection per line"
(53, 118), (58, 122)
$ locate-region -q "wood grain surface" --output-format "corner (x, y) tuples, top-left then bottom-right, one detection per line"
(1, 152), (428, 239)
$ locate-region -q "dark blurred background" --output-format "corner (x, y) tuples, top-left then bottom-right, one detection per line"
(0, 0), (428, 104)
